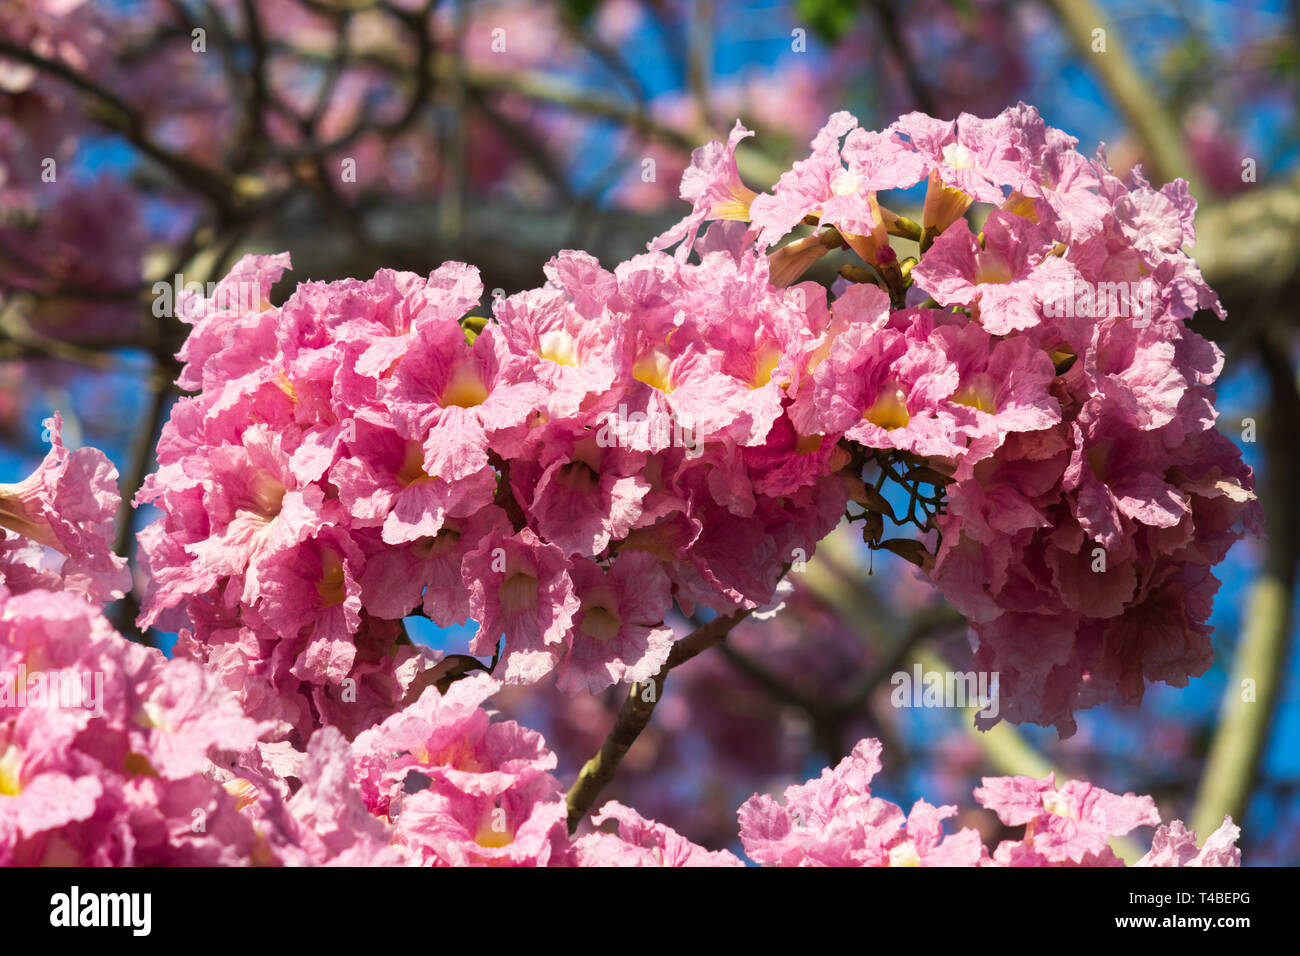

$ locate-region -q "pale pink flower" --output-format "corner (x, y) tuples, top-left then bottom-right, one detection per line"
(1137, 816), (1241, 867)
(648, 120), (760, 261)
(463, 528), (579, 684)
(976, 773), (1160, 865)
(555, 552), (675, 695)
(0, 413), (129, 605)
(574, 801), (744, 866)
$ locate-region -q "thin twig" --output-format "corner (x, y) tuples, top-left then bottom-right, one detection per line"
(0, 40), (236, 205)
(869, 0), (938, 115)
(565, 608), (754, 832)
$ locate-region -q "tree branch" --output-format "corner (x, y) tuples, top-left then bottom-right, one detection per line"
(802, 528), (1145, 862)
(1191, 329), (1300, 840)
(564, 607), (753, 832)
(868, 0), (938, 116)
(1042, 0), (1207, 195)
(0, 40), (237, 206)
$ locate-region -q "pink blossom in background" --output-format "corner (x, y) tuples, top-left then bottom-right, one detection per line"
(738, 738), (1238, 867)
(574, 801), (744, 866)
(0, 413), (128, 605)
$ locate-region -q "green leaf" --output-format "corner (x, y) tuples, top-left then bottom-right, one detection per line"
(461, 314), (489, 345)
(878, 538), (929, 568)
(859, 483), (897, 519)
(794, 0), (857, 44)
(559, 0), (603, 24)
(943, 0), (976, 24)
(907, 466), (953, 487)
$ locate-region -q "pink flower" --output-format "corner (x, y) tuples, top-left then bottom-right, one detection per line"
(737, 739), (987, 866)
(1137, 816), (1241, 867)
(178, 423), (330, 602)
(738, 113), (930, 267)
(746, 112), (924, 263)
(123, 653), (267, 780)
(910, 211), (1078, 334)
(731, 738), (1239, 868)
(607, 251), (791, 450)
(358, 505), (511, 624)
(463, 528), (579, 684)
(931, 317), (1061, 470)
(976, 773), (1160, 865)
(257, 527), (365, 686)
(648, 120), (760, 261)
(386, 313), (544, 483)
(348, 674), (570, 866)
(277, 727), (408, 866)
(518, 426), (649, 558)
(0, 710), (102, 848)
(793, 288), (965, 459)
(330, 420), (497, 546)
(555, 552), (675, 695)
(892, 109), (1028, 233)
(0, 585), (277, 866)
(493, 252), (621, 419)
(174, 253), (290, 394)
(395, 772), (570, 866)
(749, 112), (859, 248)
(350, 674), (555, 815)
(337, 262), (485, 382)
(574, 801), (744, 866)
(998, 102), (1108, 241)
(0, 413), (129, 606)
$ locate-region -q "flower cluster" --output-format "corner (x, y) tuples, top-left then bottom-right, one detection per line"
(0, 582), (400, 865)
(344, 669), (742, 866)
(136, 240), (848, 740)
(649, 104), (1260, 734)
(348, 672), (569, 866)
(738, 738), (1240, 867)
(0, 577), (1241, 866)
(136, 104), (1257, 740)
